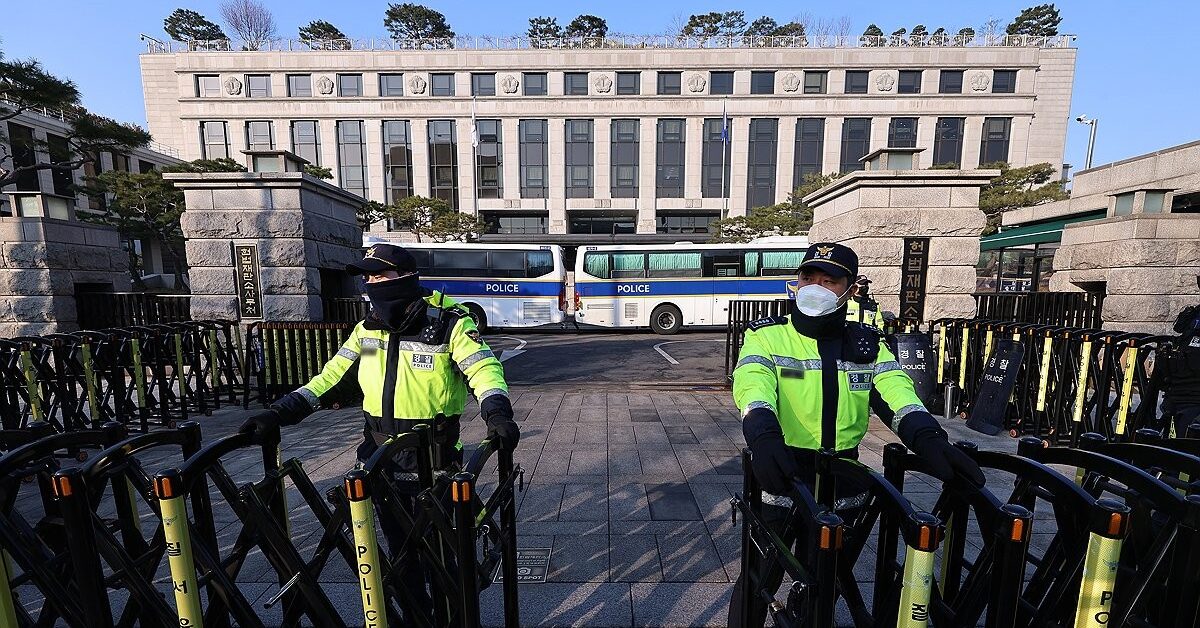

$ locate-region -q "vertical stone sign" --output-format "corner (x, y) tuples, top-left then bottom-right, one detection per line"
(900, 238), (930, 322)
(234, 244), (263, 320)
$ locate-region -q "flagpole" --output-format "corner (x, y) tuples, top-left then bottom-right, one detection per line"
(720, 97), (729, 220)
(471, 96), (479, 215)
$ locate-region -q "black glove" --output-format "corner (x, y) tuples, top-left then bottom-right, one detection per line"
(742, 408), (801, 496)
(270, 391), (313, 426)
(908, 428), (985, 486)
(239, 408), (283, 437)
(482, 394), (520, 451)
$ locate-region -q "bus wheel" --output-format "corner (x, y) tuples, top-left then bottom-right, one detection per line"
(650, 305), (682, 335)
(466, 304), (488, 333)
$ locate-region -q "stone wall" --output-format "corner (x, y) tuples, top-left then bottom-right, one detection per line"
(1051, 214), (1200, 334)
(0, 218), (131, 337)
(166, 172), (363, 321)
(806, 169), (996, 321)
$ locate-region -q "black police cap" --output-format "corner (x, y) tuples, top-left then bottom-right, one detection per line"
(799, 242), (858, 279)
(346, 243), (419, 275)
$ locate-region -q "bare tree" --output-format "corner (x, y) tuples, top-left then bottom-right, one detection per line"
(979, 17), (1003, 43)
(220, 0), (276, 50)
(834, 16), (853, 40)
(665, 12), (689, 37)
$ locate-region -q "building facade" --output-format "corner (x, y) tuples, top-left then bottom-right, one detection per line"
(139, 35), (1076, 244)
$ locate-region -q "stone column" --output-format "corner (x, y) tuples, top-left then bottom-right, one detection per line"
(0, 216), (130, 337)
(166, 171), (364, 322)
(806, 148), (997, 322)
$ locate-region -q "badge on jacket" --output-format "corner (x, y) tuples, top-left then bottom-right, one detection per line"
(467, 330), (483, 344)
(411, 354), (434, 370)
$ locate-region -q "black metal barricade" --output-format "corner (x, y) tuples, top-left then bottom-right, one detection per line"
(246, 321), (360, 407)
(724, 299), (791, 381)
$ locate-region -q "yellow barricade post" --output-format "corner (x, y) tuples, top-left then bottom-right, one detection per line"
(1073, 498), (1129, 628)
(897, 512), (941, 628)
(346, 469), (388, 628)
(154, 469), (205, 628)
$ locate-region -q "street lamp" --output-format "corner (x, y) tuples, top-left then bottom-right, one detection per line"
(1075, 115), (1098, 169)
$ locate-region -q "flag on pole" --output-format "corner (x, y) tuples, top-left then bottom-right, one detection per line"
(471, 97), (479, 149)
(721, 98), (729, 144)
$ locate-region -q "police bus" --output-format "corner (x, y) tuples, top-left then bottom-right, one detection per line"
(364, 238), (568, 331)
(573, 238), (808, 334)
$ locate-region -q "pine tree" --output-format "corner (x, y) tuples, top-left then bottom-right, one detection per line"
(383, 3), (455, 42)
(526, 17), (562, 47)
(861, 24), (885, 46)
(978, 162), (1069, 234)
(163, 8), (226, 42)
(298, 20), (348, 49)
(1006, 4), (1062, 36)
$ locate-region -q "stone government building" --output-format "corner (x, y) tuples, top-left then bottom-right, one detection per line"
(138, 34), (1077, 244)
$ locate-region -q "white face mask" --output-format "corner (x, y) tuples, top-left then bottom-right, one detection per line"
(795, 283), (842, 317)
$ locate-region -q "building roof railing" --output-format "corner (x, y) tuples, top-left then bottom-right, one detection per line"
(1, 97), (182, 160)
(140, 32), (1077, 54)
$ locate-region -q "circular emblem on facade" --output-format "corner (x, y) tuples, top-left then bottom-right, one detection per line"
(970, 72), (991, 92)
(223, 76), (242, 96)
(409, 75), (427, 95)
(781, 72), (801, 92)
(875, 73), (895, 92)
(687, 73), (707, 93)
(593, 74), (611, 94)
(316, 75), (335, 95)
(500, 75), (520, 94)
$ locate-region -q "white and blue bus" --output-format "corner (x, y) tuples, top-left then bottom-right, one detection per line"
(364, 238), (567, 330)
(573, 238), (808, 334)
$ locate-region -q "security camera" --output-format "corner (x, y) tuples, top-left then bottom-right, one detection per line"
(1075, 115), (1086, 122)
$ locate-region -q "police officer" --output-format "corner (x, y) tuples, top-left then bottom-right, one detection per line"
(728, 242), (982, 628)
(1162, 304), (1200, 435)
(241, 242), (520, 625)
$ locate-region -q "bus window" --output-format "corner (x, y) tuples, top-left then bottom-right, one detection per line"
(648, 252), (702, 278)
(744, 252), (760, 277)
(612, 253), (646, 279)
(761, 250), (804, 276)
(489, 250), (526, 278)
(703, 252), (742, 277)
(526, 250), (554, 278)
(583, 252), (610, 279)
(434, 249), (488, 277)
(409, 248), (432, 273)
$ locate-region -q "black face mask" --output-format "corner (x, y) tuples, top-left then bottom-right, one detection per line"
(365, 274), (425, 331)
(790, 301), (847, 339)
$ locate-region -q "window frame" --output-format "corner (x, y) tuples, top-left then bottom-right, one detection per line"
(992, 70), (1017, 93)
(382, 120), (413, 206)
(200, 121), (229, 160)
(844, 71), (869, 94)
(245, 120), (274, 151)
(655, 118), (686, 199)
(839, 118), (872, 173)
(657, 71), (682, 95)
(565, 119), (594, 198)
(709, 71), (734, 95)
(246, 74), (271, 98)
(290, 120), (320, 166)
(610, 119), (640, 198)
(196, 74), (221, 98)
(337, 73), (363, 97)
(750, 71), (775, 95)
(287, 74), (312, 97)
(379, 73), (405, 97)
(471, 73), (496, 97)
(564, 72), (589, 96)
(431, 73), (455, 97)
(803, 71), (828, 94)
(938, 70), (963, 94)
(519, 119), (548, 199)
(746, 118), (779, 209)
(616, 72), (641, 95)
(523, 72), (547, 96)
(887, 117), (918, 149)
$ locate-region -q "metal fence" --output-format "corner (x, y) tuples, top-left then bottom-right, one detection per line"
(974, 291), (1104, 329)
(75, 293), (191, 329)
(724, 299), (791, 380)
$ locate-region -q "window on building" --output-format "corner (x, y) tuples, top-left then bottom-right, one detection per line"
(246, 121), (274, 151)
(564, 72), (588, 95)
(571, 215), (637, 235)
(431, 73), (455, 96)
(992, 70), (1017, 93)
(383, 120), (413, 205)
(702, 118), (732, 198)
(747, 118), (778, 209)
(1114, 192), (1134, 216)
(523, 72), (547, 96)
(246, 74), (271, 98)
(932, 118), (964, 167)
(839, 118), (871, 173)
(476, 119), (503, 199)
(657, 214), (718, 234)
(471, 73), (496, 96)
(979, 117), (1012, 165)
(518, 119), (547, 199)
(616, 72), (640, 95)
(611, 119), (639, 198)
(483, 213), (549, 235)
(379, 74), (405, 96)
(200, 121), (229, 160)
(844, 71), (869, 94)
(82, 152), (104, 210)
(291, 120), (320, 166)
(196, 75), (220, 97)
(898, 70), (922, 94)
(46, 133), (73, 197)
(565, 119), (593, 198)
(138, 160), (156, 174)
(336, 121), (367, 198)
(794, 118), (824, 182)
(750, 71), (775, 94)
(710, 71), (734, 95)
(337, 74), (362, 96)
(287, 74), (312, 97)
(1171, 192), (1200, 214)
(888, 117), (918, 148)
(657, 71), (682, 95)
(112, 154), (131, 172)
(803, 71), (827, 94)
(939, 70), (963, 94)
(428, 120), (459, 208)
(656, 119), (685, 198)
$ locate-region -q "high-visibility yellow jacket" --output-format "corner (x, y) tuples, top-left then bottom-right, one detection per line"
(733, 314), (931, 451)
(295, 292), (508, 427)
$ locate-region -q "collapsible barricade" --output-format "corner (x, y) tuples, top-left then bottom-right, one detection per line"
(0, 424), (128, 627)
(247, 321), (360, 407)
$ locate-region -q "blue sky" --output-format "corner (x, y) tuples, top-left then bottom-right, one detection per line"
(3, 1), (1198, 170)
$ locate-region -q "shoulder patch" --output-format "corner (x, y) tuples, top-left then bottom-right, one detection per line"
(747, 316), (788, 331)
(466, 329), (483, 344)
